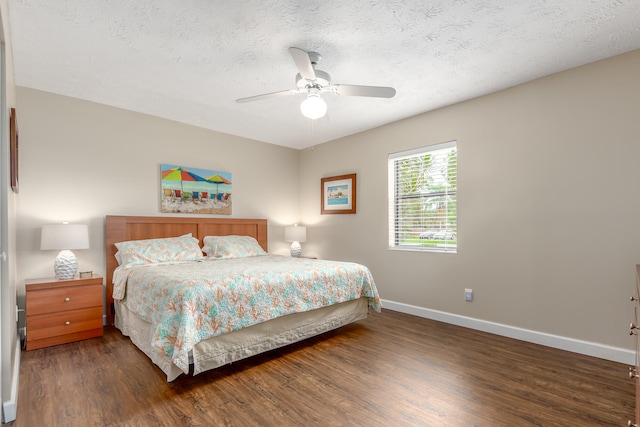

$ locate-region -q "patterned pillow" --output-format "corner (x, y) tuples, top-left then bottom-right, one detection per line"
(115, 233), (203, 266)
(202, 235), (266, 259)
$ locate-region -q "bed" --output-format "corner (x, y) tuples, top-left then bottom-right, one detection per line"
(105, 215), (381, 381)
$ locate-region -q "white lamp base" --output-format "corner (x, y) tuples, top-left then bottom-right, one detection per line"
(290, 241), (302, 257)
(54, 250), (78, 280)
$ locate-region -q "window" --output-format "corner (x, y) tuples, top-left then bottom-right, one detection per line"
(388, 141), (457, 253)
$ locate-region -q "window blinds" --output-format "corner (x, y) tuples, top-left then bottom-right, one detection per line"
(388, 141), (457, 253)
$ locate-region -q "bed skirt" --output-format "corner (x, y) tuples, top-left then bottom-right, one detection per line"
(114, 298), (370, 381)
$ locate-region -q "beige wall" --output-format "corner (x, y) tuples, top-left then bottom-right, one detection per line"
(14, 88), (301, 310)
(300, 49), (640, 352)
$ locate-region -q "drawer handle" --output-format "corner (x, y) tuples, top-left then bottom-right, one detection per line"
(64, 297), (70, 302)
(65, 321), (70, 326)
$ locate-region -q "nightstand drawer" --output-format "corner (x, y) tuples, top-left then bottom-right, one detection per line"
(26, 306), (103, 341)
(27, 284), (102, 315)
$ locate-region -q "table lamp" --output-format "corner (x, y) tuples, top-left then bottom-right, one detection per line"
(41, 223), (89, 280)
(285, 224), (307, 257)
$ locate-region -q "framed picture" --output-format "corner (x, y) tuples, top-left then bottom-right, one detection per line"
(9, 108), (18, 193)
(321, 173), (356, 214)
(160, 164), (232, 215)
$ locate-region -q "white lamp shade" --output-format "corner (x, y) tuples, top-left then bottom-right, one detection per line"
(41, 224), (90, 250)
(300, 94), (327, 119)
(285, 225), (307, 243)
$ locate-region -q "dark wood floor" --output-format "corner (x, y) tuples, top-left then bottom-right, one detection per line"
(11, 309), (635, 426)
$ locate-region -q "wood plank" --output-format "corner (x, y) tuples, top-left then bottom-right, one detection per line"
(12, 309), (635, 426)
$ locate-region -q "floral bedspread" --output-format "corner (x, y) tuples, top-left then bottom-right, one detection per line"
(113, 255), (381, 375)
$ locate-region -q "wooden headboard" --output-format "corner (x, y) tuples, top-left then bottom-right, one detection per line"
(105, 215), (268, 325)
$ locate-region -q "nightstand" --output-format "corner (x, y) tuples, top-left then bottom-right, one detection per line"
(25, 275), (103, 351)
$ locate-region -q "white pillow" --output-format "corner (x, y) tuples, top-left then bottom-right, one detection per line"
(114, 233), (203, 266)
(202, 235), (266, 259)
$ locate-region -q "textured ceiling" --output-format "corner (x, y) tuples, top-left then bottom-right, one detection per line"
(6, 1), (640, 149)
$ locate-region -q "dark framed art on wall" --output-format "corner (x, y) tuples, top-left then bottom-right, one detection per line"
(10, 108), (18, 193)
(321, 173), (356, 214)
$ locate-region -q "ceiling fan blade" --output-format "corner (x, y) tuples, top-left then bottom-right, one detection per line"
(288, 47), (316, 81)
(330, 84), (396, 98)
(235, 89), (299, 103)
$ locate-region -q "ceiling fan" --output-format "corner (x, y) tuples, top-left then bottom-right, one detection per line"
(236, 47), (396, 119)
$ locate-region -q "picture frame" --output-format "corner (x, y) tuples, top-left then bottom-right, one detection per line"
(321, 173), (356, 214)
(9, 108), (18, 193)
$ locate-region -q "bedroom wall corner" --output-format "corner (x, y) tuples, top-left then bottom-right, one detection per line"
(13, 88), (302, 330)
(298, 49), (640, 359)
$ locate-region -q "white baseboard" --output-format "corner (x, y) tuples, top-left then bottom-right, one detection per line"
(2, 337), (20, 423)
(381, 299), (635, 366)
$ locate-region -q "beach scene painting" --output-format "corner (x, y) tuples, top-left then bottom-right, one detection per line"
(161, 164), (232, 215)
(321, 173), (357, 214)
(327, 184), (350, 206)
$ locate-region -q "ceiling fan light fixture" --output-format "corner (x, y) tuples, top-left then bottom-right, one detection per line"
(300, 93), (327, 120)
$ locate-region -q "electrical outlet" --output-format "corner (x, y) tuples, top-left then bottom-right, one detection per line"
(465, 288), (473, 301)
